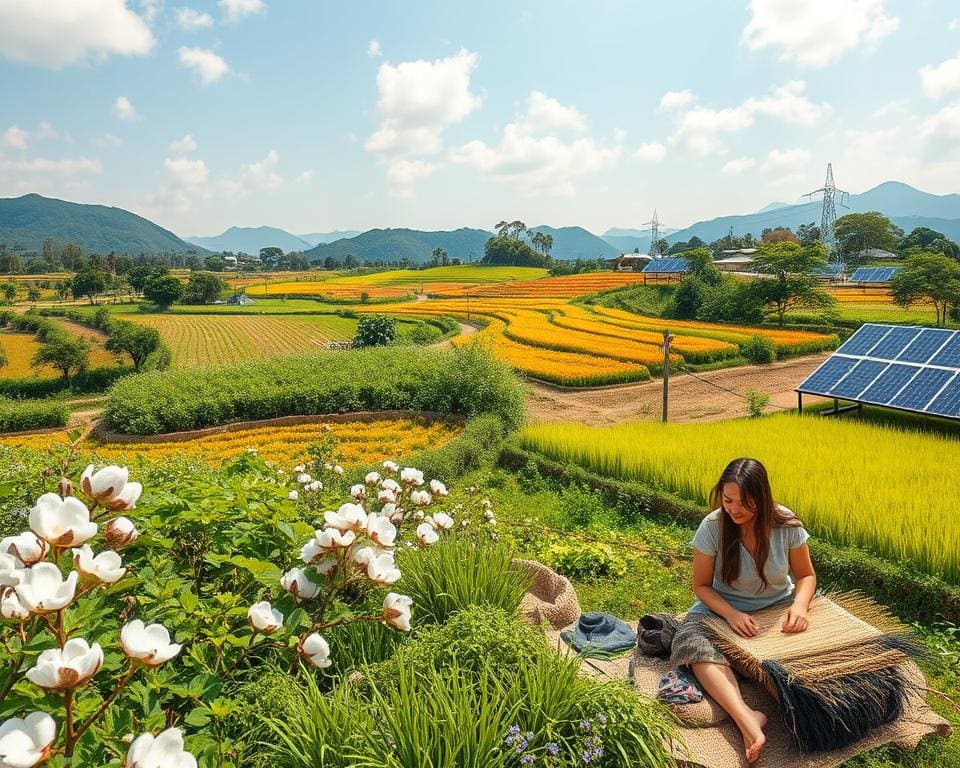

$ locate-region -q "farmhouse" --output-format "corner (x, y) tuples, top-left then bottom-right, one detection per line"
(610, 253), (652, 272)
(714, 248), (757, 272)
(226, 293), (256, 306)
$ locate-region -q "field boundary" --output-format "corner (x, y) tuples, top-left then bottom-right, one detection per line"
(91, 409), (465, 444)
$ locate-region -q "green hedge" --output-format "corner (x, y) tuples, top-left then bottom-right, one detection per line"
(106, 343), (526, 435)
(0, 396), (68, 433)
(501, 443), (960, 626)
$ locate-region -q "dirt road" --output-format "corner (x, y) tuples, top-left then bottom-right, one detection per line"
(525, 354), (830, 425)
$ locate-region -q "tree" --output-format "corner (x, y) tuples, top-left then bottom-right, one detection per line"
(834, 212), (903, 261)
(343, 255), (359, 270)
(653, 238), (669, 256)
(899, 227), (960, 260)
(431, 248), (449, 267)
(0, 283), (16, 304)
(105, 324), (161, 370)
(890, 251), (960, 327)
(183, 271), (226, 304)
(71, 267), (109, 305)
(204, 255), (226, 272)
(127, 265), (154, 296)
(32, 335), (90, 381)
(55, 281), (71, 302)
(353, 315), (396, 347)
(288, 252), (310, 271)
(796, 222), (821, 247)
(143, 274), (183, 310)
(531, 232), (554, 258)
(0, 339), (5, 369)
(749, 242), (835, 326)
(259, 247), (284, 268)
(27, 285), (40, 303)
(761, 227), (799, 245)
(482, 235), (549, 267)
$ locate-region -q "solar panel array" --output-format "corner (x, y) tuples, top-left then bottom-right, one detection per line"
(849, 267), (900, 283)
(797, 323), (960, 419)
(813, 263), (844, 278)
(642, 258), (690, 274)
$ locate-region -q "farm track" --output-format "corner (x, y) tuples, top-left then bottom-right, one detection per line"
(524, 354), (830, 425)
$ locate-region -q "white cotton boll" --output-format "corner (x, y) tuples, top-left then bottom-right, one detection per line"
(382, 592), (413, 631)
(247, 601), (283, 634)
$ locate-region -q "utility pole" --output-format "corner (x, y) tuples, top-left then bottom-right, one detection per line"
(644, 210), (662, 258)
(805, 163), (849, 269)
(661, 329), (673, 423)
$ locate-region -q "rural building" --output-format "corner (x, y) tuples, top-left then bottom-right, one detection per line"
(714, 248), (757, 272)
(853, 248), (899, 261)
(611, 253), (652, 272)
(226, 294), (257, 306)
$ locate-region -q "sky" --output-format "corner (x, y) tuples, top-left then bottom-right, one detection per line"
(1, 0), (960, 238)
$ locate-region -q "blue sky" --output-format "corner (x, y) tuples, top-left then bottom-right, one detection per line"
(1, 0), (959, 237)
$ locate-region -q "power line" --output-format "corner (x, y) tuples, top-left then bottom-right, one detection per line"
(805, 162), (849, 267)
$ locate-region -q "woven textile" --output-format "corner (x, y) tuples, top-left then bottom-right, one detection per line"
(701, 592), (925, 753)
(512, 558), (581, 630)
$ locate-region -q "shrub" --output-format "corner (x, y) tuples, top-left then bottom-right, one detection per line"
(558, 484), (607, 529)
(541, 541), (626, 581)
(744, 389), (770, 417)
(406, 413), (507, 479)
(105, 344), (526, 435)
(741, 334), (777, 364)
(0, 396), (68, 432)
(353, 314), (396, 347)
(397, 538), (531, 625)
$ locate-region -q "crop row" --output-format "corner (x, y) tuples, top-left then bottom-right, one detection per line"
(434, 272), (651, 298)
(0, 417), (461, 467)
(518, 414), (960, 583)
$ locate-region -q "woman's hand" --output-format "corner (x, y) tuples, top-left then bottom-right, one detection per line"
(782, 603), (809, 633)
(725, 610), (759, 638)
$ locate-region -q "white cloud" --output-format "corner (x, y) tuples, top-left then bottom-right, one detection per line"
(742, 0), (899, 69)
(35, 121), (58, 140)
(873, 99), (906, 118)
(743, 80), (830, 124)
(113, 96), (139, 121)
(139, 0), (161, 24)
(294, 169), (313, 184)
(761, 148), (811, 173)
(634, 142), (666, 163)
(659, 90), (695, 111)
(92, 133), (123, 147)
(178, 47), (230, 84)
(668, 81), (828, 156)
(0, 156), (101, 175)
(451, 92), (620, 196)
(219, 0), (265, 23)
(174, 7), (215, 30)
(920, 52), (960, 99)
(950, 19), (959, 32)
(241, 149), (283, 189)
(366, 48), (482, 195)
(0, 0), (155, 69)
(722, 157), (756, 174)
(920, 101), (960, 157)
(1, 126), (28, 150)
(164, 155), (208, 187)
(368, 39), (382, 58)
(169, 134), (197, 153)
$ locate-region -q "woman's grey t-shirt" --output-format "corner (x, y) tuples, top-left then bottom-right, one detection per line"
(688, 507), (810, 616)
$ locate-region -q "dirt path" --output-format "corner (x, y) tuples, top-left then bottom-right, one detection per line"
(525, 354), (830, 425)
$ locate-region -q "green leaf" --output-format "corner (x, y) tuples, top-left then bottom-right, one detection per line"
(180, 591), (199, 613)
(185, 705), (212, 727)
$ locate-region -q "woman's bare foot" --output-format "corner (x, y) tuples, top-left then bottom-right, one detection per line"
(737, 709), (767, 764)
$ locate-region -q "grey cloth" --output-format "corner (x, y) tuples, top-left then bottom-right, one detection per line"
(561, 612), (637, 654)
(636, 613), (680, 658)
(669, 612), (729, 667)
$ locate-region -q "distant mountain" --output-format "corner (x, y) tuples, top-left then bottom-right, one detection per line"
(0, 193), (201, 254)
(297, 230), (362, 246)
(304, 228), (492, 264)
(602, 234), (651, 253)
(186, 226), (312, 254)
(664, 182), (960, 245)
(756, 201), (793, 213)
(529, 225), (620, 260)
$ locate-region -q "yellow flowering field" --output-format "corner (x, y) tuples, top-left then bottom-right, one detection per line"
(0, 324), (115, 379)
(0, 417), (462, 467)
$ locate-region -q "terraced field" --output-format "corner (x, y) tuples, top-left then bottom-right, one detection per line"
(435, 271), (650, 298)
(128, 313), (358, 368)
(0, 322), (115, 378)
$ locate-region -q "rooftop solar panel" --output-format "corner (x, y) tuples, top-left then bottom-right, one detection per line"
(796, 322), (960, 421)
(642, 258), (690, 274)
(849, 267), (900, 283)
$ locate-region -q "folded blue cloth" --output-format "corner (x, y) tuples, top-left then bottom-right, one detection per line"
(657, 667), (704, 705)
(560, 612), (637, 654)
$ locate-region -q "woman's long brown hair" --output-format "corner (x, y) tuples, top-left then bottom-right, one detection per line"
(709, 457), (802, 591)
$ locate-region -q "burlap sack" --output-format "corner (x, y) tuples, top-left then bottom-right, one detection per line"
(512, 558), (581, 630)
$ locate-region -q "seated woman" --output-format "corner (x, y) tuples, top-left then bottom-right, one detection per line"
(670, 457), (816, 764)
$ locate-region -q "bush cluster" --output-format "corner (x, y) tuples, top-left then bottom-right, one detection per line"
(741, 334), (777, 364)
(106, 343), (526, 435)
(0, 396), (68, 432)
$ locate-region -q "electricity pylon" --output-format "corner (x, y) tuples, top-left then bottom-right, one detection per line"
(805, 163), (849, 266)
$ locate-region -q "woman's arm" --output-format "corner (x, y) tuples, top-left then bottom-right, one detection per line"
(782, 543), (816, 633)
(692, 548), (758, 637)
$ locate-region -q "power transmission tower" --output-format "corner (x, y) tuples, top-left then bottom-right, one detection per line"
(805, 163), (849, 266)
(644, 210), (662, 257)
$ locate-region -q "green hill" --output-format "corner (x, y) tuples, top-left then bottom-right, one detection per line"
(0, 193), (203, 255)
(304, 227), (491, 264)
(529, 225), (619, 260)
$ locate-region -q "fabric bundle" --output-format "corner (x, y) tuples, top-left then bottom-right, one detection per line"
(702, 592), (925, 753)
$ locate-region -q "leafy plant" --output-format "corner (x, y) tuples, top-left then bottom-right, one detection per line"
(541, 541), (626, 582)
(353, 314), (396, 347)
(744, 389), (770, 418)
(741, 334), (777, 364)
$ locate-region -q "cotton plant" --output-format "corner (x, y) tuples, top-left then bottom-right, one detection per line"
(0, 463), (197, 767)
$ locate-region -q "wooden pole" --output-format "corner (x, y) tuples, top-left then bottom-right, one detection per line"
(662, 330), (672, 423)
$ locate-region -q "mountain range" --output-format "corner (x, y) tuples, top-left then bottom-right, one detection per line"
(0, 194), (200, 254)
(3, 182), (960, 263)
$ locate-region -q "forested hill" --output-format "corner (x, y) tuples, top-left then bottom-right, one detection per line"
(304, 228), (491, 264)
(0, 194), (202, 254)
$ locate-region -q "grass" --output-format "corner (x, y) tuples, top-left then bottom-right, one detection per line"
(517, 413), (960, 584)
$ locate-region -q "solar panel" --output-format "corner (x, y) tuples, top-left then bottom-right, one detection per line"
(849, 267), (900, 283)
(813, 264), (843, 277)
(642, 258), (690, 274)
(796, 322), (960, 421)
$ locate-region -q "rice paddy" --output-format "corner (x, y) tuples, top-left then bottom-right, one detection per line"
(518, 414), (960, 583)
(0, 416), (462, 467)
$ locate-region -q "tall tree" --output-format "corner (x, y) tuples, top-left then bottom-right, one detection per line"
(890, 251), (960, 327)
(105, 324), (161, 370)
(796, 222), (821, 247)
(183, 271), (227, 304)
(899, 227), (960, 260)
(32, 335), (90, 381)
(749, 242), (835, 326)
(143, 274), (183, 310)
(834, 212), (903, 261)
(71, 267), (109, 305)
(259, 247), (284, 268)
